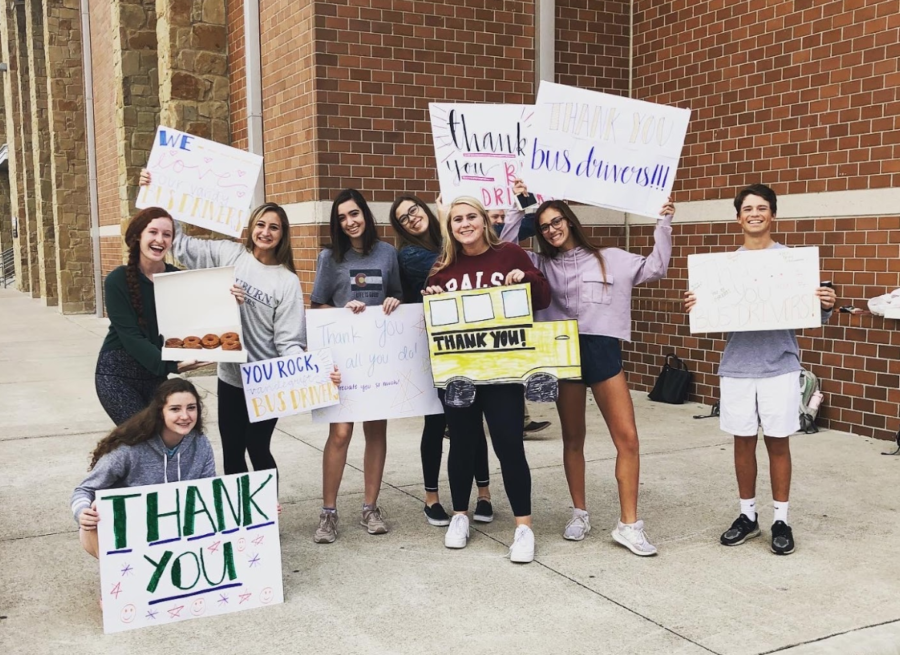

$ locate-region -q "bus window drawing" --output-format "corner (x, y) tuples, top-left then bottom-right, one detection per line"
(423, 284), (581, 404)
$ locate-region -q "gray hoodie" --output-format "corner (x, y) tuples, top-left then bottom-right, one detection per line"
(70, 432), (216, 524)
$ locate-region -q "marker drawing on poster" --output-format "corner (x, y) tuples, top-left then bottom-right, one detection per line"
(97, 470), (282, 634)
(240, 349), (339, 423)
(306, 305), (443, 422)
(524, 82), (690, 217)
(430, 103), (548, 209)
(423, 284), (581, 387)
(136, 126), (263, 238)
(688, 246), (821, 333)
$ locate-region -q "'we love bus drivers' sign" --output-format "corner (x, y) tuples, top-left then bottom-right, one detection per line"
(96, 471), (282, 633)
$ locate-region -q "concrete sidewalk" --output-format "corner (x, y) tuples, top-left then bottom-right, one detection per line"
(1, 286), (899, 655)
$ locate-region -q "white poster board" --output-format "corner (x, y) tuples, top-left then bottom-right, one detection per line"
(240, 349), (340, 423)
(524, 82), (690, 217)
(97, 470), (282, 634)
(136, 126), (263, 238)
(430, 103), (541, 209)
(154, 266), (247, 363)
(306, 305), (443, 422)
(688, 246), (821, 333)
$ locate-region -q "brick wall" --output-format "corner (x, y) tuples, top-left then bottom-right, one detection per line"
(227, 0), (246, 150)
(633, 0), (900, 200)
(555, 1), (629, 95)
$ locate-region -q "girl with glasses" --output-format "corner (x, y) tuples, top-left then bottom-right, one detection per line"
(529, 193), (675, 556)
(388, 195), (494, 528)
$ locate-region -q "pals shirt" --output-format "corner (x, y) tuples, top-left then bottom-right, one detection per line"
(426, 242), (551, 310)
(311, 241), (403, 307)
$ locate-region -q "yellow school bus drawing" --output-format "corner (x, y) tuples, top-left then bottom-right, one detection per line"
(423, 284), (580, 395)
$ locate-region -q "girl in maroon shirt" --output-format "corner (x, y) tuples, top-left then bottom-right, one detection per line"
(425, 196), (550, 564)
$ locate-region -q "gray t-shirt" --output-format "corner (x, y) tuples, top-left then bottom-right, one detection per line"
(311, 241), (403, 308)
(719, 242), (832, 379)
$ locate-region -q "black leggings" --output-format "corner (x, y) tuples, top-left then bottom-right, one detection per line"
(95, 349), (167, 425)
(217, 379), (278, 475)
(442, 384), (531, 516)
(421, 413), (489, 494)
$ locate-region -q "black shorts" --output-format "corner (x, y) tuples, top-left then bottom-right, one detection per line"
(573, 335), (622, 386)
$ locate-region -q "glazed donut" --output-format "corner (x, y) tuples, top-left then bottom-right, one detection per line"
(165, 338), (184, 348)
(183, 336), (202, 349)
(221, 332), (240, 342)
(221, 340), (243, 351)
(201, 334), (221, 349)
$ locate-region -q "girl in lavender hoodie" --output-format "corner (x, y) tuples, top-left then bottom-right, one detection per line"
(528, 197), (675, 556)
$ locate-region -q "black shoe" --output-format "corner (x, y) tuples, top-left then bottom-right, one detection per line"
(523, 420), (551, 435)
(770, 520), (795, 555)
(424, 503), (451, 527)
(473, 498), (493, 523)
(720, 514), (761, 546)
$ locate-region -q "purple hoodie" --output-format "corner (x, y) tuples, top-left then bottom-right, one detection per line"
(526, 216), (673, 341)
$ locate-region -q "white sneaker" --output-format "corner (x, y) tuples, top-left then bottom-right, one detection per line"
(611, 519), (658, 556)
(444, 514), (469, 549)
(508, 525), (535, 563)
(564, 509), (591, 541)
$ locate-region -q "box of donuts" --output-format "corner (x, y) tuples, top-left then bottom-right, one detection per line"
(154, 266), (248, 363)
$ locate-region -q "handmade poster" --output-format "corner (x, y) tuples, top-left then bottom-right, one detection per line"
(430, 103), (550, 210)
(688, 246), (821, 333)
(136, 126), (263, 238)
(240, 349), (339, 423)
(96, 470), (282, 634)
(155, 266), (247, 363)
(423, 283), (580, 387)
(524, 82), (690, 217)
(306, 305), (443, 422)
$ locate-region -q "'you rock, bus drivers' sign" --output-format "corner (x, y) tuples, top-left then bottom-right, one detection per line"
(136, 126), (263, 238)
(96, 471), (282, 634)
(525, 82), (690, 218)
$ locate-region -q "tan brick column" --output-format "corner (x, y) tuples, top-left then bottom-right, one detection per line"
(114, 0), (161, 219)
(44, 0), (95, 313)
(156, 0), (229, 141)
(0, 44), (12, 256)
(25, 0), (57, 305)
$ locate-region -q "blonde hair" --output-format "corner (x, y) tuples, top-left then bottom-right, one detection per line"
(430, 196), (501, 277)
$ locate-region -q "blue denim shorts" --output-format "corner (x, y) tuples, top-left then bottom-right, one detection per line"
(575, 335), (623, 385)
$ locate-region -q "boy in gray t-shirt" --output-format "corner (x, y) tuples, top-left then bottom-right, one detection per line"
(311, 240), (402, 308)
(685, 183), (836, 556)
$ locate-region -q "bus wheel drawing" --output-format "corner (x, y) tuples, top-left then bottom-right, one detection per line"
(444, 379), (476, 408)
(525, 373), (558, 403)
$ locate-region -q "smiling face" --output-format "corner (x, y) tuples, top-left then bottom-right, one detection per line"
(394, 200), (428, 236)
(260, 587), (274, 604)
(537, 209), (575, 251)
(190, 598), (206, 616)
(251, 210), (283, 254)
(161, 391), (198, 440)
(139, 217), (174, 264)
(449, 203), (488, 252)
(120, 604), (136, 623)
(736, 193), (774, 236)
(338, 200), (366, 243)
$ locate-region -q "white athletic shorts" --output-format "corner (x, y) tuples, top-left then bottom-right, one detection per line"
(719, 371), (800, 438)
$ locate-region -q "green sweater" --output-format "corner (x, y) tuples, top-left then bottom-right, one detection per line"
(100, 264), (179, 377)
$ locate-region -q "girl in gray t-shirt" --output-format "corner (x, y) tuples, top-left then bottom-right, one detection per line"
(310, 189), (402, 544)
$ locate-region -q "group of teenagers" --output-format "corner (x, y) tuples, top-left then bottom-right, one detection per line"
(71, 173), (837, 566)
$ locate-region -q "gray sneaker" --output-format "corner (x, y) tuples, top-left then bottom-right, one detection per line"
(361, 506), (389, 535)
(564, 509), (591, 541)
(314, 510), (338, 544)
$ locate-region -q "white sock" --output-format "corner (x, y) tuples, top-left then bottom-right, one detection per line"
(773, 500), (789, 525)
(740, 498), (757, 522)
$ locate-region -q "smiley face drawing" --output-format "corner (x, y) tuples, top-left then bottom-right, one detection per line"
(120, 604), (137, 624)
(236, 537), (246, 552)
(190, 597), (206, 616)
(259, 587), (274, 605)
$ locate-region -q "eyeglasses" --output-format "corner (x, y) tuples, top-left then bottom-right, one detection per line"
(538, 215), (566, 234)
(397, 204), (421, 226)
